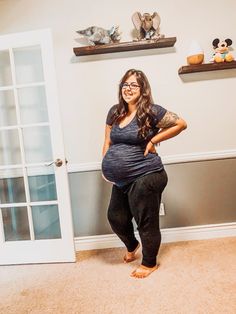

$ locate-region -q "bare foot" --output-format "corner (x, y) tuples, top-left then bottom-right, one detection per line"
(123, 243), (140, 263)
(130, 264), (159, 278)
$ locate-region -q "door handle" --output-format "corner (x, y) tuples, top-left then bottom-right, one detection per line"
(45, 158), (63, 167)
(54, 158), (63, 167)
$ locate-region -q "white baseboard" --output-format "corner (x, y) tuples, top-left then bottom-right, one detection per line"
(74, 222), (236, 251)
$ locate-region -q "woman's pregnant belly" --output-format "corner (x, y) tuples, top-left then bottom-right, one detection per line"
(102, 143), (163, 186)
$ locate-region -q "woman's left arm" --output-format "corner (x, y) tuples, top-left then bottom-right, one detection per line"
(144, 111), (187, 156)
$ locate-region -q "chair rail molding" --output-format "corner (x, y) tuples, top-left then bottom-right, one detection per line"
(67, 149), (236, 173)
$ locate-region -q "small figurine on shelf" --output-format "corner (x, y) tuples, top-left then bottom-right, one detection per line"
(76, 26), (121, 45)
(211, 38), (234, 63)
(186, 40), (204, 65)
(132, 12), (164, 41)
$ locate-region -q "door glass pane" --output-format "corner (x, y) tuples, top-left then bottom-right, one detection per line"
(0, 89), (17, 127)
(27, 166), (57, 202)
(22, 126), (53, 163)
(31, 205), (61, 240)
(0, 50), (12, 87)
(1, 206), (30, 241)
(0, 129), (21, 165)
(0, 168), (26, 204)
(13, 46), (44, 85)
(18, 86), (49, 124)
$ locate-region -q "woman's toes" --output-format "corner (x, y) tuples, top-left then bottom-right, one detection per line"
(130, 264), (158, 278)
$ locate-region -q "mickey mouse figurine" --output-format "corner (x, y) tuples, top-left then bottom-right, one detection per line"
(211, 38), (234, 63)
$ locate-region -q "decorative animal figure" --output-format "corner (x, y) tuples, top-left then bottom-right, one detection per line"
(132, 12), (163, 41)
(76, 26), (121, 45)
(211, 38), (234, 63)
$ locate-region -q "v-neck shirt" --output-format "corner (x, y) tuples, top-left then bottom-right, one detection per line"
(102, 104), (167, 187)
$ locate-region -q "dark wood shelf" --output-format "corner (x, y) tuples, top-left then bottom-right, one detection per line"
(73, 37), (176, 56)
(178, 60), (236, 74)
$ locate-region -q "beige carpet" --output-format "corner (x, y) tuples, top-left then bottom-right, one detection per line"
(0, 237), (236, 314)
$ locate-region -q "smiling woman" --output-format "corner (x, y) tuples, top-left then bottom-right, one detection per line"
(120, 78), (141, 106)
(101, 69), (187, 278)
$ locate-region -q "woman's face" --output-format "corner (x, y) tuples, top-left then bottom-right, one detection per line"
(121, 74), (141, 106)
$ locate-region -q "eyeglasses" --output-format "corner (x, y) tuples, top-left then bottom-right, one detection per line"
(121, 82), (140, 91)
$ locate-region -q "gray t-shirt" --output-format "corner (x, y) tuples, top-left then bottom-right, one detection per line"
(102, 104), (167, 187)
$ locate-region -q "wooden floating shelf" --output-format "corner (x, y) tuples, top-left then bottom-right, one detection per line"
(178, 60), (236, 74)
(73, 37), (176, 56)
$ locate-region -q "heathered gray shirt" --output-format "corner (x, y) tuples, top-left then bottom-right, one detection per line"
(102, 104), (167, 187)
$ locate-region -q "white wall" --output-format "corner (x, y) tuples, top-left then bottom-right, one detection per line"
(1, 0), (236, 165)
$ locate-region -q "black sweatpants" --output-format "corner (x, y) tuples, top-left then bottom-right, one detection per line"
(107, 170), (168, 267)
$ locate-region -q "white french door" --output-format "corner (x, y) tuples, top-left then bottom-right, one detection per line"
(0, 29), (75, 265)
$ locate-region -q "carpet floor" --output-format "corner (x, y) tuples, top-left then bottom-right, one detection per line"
(0, 237), (236, 314)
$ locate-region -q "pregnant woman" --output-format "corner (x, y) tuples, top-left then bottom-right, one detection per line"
(102, 69), (187, 278)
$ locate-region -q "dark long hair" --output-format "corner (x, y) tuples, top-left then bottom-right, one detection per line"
(110, 69), (155, 139)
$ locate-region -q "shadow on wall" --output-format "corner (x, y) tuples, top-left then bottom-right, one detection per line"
(69, 170), (113, 236)
(69, 158), (236, 237)
(162, 158), (236, 228)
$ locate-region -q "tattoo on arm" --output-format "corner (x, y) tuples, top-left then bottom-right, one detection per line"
(157, 111), (179, 128)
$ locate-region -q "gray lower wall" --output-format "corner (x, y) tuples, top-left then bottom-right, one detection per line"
(69, 158), (236, 237)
